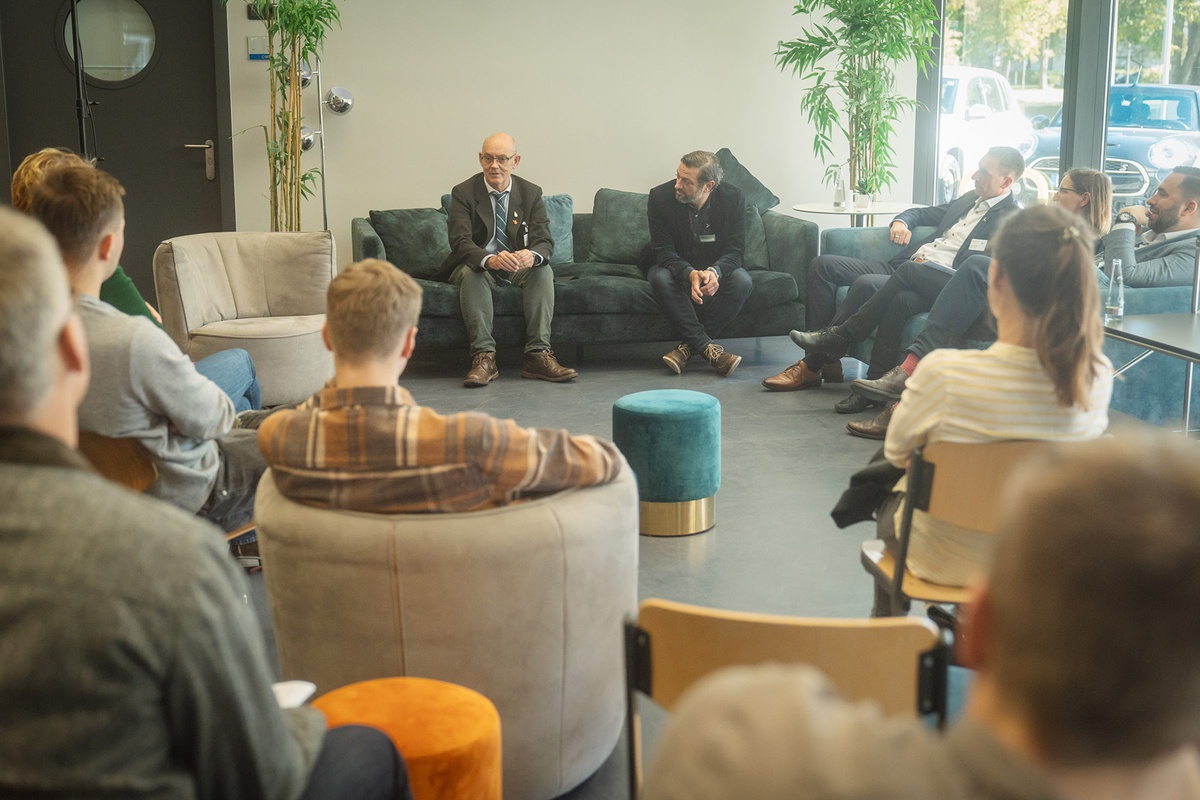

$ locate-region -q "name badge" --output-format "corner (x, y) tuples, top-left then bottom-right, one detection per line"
(968, 238), (987, 252)
(699, 234), (717, 243)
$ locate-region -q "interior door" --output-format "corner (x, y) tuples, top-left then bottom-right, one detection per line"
(0, 0), (233, 300)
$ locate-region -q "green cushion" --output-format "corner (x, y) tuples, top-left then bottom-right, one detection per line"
(440, 192), (574, 266)
(716, 148), (780, 214)
(368, 208), (450, 280)
(744, 208), (768, 270)
(587, 189), (650, 264)
(612, 390), (721, 502)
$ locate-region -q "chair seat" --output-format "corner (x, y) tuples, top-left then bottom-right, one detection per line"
(860, 540), (973, 606)
(190, 314), (326, 341)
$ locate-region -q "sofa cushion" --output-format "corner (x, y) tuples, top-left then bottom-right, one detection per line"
(717, 148), (780, 214)
(440, 192), (575, 267)
(744, 209), (769, 270)
(369, 208), (450, 280)
(587, 189), (650, 264)
(743, 270), (799, 310)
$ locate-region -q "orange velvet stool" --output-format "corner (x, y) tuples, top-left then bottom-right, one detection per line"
(313, 677), (502, 800)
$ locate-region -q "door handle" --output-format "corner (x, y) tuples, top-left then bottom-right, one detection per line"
(184, 140), (215, 181)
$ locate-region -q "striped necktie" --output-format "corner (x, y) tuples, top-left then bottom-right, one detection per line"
(493, 191), (510, 252)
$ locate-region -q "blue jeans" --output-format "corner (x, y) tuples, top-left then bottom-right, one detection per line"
(195, 348), (262, 412)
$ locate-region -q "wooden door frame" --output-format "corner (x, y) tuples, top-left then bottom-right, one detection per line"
(0, 0), (236, 231)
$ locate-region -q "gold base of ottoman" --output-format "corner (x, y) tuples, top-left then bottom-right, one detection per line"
(640, 496), (715, 536)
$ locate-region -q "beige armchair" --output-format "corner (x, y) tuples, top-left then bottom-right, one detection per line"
(254, 465), (639, 800)
(152, 231), (336, 406)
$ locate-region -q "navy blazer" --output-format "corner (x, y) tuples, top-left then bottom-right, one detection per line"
(889, 191), (1019, 270)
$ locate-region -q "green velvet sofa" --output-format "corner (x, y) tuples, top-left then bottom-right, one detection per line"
(819, 225), (1200, 426)
(351, 153), (819, 350)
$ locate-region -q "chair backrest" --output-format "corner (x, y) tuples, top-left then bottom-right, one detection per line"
(910, 440), (1049, 531)
(153, 230), (336, 347)
(77, 431), (158, 493)
(632, 598), (940, 714)
(625, 598), (943, 798)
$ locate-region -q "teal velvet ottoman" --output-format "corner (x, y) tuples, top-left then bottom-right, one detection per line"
(611, 390), (721, 536)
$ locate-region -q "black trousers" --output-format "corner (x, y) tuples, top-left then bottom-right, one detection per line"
(647, 266), (754, 351)
(908, 254), (994, 359)
(299, 724), (412, 800)
(842, 261), (955, 378)
(802, 272), (890, 372)
(805, 254), (895, 333)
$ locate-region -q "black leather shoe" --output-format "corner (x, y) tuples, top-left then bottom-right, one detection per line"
(834, 392), (885, 414)
(788, 326), (850, 359)
(846, 404), (895, 440)
(851, 366), (909, 403)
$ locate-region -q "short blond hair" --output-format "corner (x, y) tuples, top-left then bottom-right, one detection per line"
(11, 148), (93, 214)
(326, 259), (422, 362)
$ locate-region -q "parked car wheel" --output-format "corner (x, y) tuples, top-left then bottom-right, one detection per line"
(936, 155), (961, 206)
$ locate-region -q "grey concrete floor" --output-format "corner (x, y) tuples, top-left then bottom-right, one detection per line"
(245, 334), (924, 799)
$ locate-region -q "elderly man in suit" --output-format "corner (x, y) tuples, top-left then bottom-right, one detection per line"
(441, 132), (576, 387)
(763, 146), (1025, 412)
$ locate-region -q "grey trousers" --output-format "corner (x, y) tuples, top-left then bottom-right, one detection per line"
(450, 264), (554, 355)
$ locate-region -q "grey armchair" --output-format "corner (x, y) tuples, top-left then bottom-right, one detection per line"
(153, 231), (336, 406)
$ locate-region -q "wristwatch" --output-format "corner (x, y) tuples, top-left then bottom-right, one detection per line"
(1116, 211), (1138, 226)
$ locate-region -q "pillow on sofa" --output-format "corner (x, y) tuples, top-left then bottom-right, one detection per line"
(744, 208), (769, 270)
(587, 189), (650, 265)
(717, 148), (780, 214)
(368, 208), (450, 280)
(440, 192), (574, 266)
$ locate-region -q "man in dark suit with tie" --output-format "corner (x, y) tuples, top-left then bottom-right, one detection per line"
(442, 132), (576, 387)
(764, 146), (1025, 415)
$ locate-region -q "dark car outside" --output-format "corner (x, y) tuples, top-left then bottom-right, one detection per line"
(1020, 83), (1200, 210)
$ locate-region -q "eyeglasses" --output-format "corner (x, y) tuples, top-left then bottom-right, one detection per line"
(479, 154), (515, 166)
(1055, 186), (1082, 195)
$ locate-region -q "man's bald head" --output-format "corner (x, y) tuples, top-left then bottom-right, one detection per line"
(479, 133), (520, 191)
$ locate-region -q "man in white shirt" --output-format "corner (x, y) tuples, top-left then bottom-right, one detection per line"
(765, 147), (1024, 412)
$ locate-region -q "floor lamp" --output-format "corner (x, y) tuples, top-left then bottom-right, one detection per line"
(299, 58), (354, 231)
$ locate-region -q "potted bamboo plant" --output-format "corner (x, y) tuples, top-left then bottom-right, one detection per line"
(228, 0), (342, 232)
(776, 0), (938, 200)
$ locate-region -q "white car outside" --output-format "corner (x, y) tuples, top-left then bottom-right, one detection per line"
(938, 66), (1037, 203)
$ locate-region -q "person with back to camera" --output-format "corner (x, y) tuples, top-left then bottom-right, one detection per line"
(865, 204), (1113, 614)
(646, 432), (1200, 800)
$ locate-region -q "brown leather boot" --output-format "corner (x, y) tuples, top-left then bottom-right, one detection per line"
(521, 350), (578, 382)
(464, 352), (499, 387)
(762, 360), (822, 391)
(702, 343), (742, 377)
(662, 342), (693, 374)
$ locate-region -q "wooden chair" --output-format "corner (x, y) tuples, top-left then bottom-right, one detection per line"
(624, 598), (947, 799)
(76, 431), (255, 543)
(861, 440), (1049, 617)
(77, 431), (158, 493)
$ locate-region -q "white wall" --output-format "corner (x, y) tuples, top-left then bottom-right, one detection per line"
(226, 0), (918, 265)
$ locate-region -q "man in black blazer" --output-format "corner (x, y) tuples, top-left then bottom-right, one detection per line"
(765, 146), (1025, 410)
(441, 133), (576, 387)
(642, 150), (754, 376)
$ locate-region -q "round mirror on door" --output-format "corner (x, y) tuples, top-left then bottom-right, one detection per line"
(61, 0), (157, 85)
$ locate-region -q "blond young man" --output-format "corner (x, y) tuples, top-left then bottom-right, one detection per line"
(259, 259), (621, 512)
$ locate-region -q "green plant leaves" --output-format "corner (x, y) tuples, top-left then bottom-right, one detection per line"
(775, 0), (936, 193)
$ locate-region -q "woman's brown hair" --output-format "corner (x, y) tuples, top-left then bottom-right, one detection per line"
(1063, 167), (1113, 235)
(993, 204), (1104, 408)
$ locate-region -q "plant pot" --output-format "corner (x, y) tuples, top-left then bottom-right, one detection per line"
(852, 193), (872, 211)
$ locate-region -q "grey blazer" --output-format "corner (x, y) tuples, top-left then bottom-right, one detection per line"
(1100, 226), (1200, 287)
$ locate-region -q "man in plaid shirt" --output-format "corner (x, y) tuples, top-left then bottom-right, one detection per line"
(258, 259), (622, 512)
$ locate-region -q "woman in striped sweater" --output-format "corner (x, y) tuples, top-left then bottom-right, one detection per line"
(877, 204), (1113, 595)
